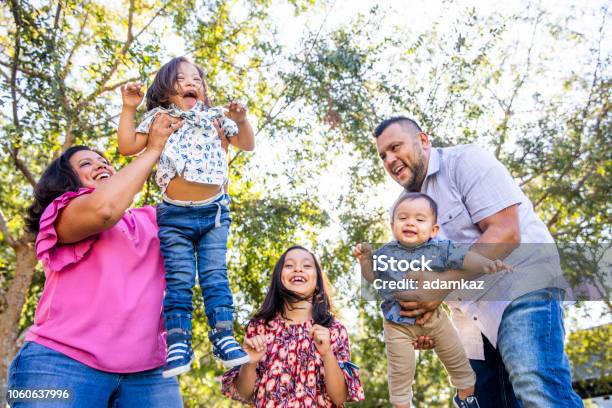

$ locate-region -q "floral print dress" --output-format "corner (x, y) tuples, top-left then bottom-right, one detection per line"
(222, 315), (365, 407)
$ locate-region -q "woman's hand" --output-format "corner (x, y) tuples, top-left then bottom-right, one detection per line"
(213, 120), (229, 152)
(146, 114), (183, 154)
(243, 334), (267, 364)
(310, 324), (332, 357)
(225, 100), (247, 124)
(120, 82), (144, 110)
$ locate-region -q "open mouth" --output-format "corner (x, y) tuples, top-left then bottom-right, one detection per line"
(289, 276), (307, 284)
(94, 172), (111, 181)
(182, 90), (198, 108)
(392, 162), (407, 177)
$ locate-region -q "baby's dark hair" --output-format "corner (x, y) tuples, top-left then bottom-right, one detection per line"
(145, 56), (211, 111)
(390, 192), (438, 223)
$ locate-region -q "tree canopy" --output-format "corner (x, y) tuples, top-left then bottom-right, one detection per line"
(1, 0), (610, 406)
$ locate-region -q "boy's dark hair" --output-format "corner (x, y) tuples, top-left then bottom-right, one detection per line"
(252, 245), (334, 328)
(373, 116), (422, 138)
(26, 146), (104, 235)
(145, 56), (211, 111)
(390, 192), (438, 223)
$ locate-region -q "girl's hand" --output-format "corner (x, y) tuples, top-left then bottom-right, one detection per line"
(310, 324), (332, 357)
(243, 334), (267, 364)
(351, 243), (373, 262)
(225, 100), (247, 124)
(120, 82), (144, 109)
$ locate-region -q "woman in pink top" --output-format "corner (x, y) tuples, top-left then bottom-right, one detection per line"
(7, 114), (185, 407)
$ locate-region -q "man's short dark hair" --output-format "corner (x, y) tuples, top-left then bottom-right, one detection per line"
(390, 192), (438, 223)
(374, 116), (422, 138)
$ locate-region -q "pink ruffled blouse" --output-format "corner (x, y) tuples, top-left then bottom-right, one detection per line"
(25, 188), (167, 373)
(222, 315), (365, 407)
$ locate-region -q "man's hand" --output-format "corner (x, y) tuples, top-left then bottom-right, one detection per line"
(413, 335), (435, 350)
(225, 100), (248, 124)
(398, 300), (442, 325)
(120, 82), (144, 110)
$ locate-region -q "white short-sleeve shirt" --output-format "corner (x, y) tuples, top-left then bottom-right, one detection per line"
(136, 101), (238, 192)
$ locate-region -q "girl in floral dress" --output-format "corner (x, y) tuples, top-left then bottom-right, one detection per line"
(222, 245), (365, 407)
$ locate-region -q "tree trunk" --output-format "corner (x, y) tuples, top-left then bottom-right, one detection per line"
(0, 242), (38, 393)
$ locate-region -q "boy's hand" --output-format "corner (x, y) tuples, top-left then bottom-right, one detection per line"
(483, 259), (513, 274)
(225, 100), (248, 124)
(310, 324), (332, 357)
(351, 243), (373, 262)
(121, 82), (144, 109)
(243, 334), (267, 364)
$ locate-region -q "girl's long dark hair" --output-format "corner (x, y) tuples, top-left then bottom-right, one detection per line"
(145, 56), (212, 111)
(26, 146), (94, 235)
(252, 245), (334, 327)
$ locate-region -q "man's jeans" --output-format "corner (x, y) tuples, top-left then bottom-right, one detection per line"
(470, 288), (583, 408)
(7, 342), (182, 407)
(156, 194), (234, 330)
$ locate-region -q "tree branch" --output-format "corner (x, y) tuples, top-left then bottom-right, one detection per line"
(0, 208), (17, 247)
(53, 0), (62, 29)
(7, 145), (37, 187)
(79, 1), (169, 108)
(5, 1), (35, 188)
(494, 9), (542, 157)
(59, 9), (89, 80)
(0, 59), (52, 82)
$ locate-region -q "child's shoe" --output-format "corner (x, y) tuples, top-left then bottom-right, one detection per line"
(162, 341), (194, 378)
(209, 329), (250, 368)
(163, 314), (194, 378)
(453, 394), (480, 408)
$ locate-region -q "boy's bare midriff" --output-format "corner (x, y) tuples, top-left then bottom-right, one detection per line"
(165, 176), (225, 201)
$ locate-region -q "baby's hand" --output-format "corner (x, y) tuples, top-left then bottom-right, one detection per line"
(225, 100), (247, 124)
(483, 259), (513, 274)
(120, 82), (144, 109)
(351, 243), (373, 262)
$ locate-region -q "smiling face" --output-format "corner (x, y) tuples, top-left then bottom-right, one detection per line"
(69, 149), (115, 189)
(391, 197), (440, 247)
(376, 123), (430, 191)
(168, 62), (204, 111)
(280, 248), (318, 298)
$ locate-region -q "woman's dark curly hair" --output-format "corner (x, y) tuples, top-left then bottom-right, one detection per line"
(145, 56), (212, 111)
(26, 146), (101, 235)
(252, 245), (334, 327)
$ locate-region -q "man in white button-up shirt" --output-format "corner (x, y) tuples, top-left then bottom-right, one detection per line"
(372, 116), (583, 407)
